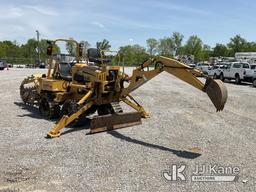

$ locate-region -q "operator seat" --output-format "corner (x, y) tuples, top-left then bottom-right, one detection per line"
(58, 62), (72, 81)
(87, 48), (111, 64)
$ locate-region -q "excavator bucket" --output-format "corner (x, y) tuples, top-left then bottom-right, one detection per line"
(204, 78), (228, 111)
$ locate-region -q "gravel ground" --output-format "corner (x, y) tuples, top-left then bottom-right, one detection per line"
(0, 68), (255, 192)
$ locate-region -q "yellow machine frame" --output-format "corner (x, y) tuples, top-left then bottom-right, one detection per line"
(20, 39), (227, 138)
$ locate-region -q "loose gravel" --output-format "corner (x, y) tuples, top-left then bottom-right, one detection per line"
(0, 68), (255, 192)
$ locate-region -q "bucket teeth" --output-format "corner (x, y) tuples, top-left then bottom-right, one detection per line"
(204, 78), (228, 112)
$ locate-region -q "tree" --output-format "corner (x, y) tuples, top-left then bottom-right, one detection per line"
(0, 41), (20, 60)
(184, 35), (203, 61)
(80, 40), (90, 57)
(213, 44), (229, 57)
(171, 32), (184, 56)
(66, 37), (76, 56)
(245, 42), (256, 52)
(146, 38), (158, 55)
(96, 39), (111, 51)
(198, 44), (213, 61)
(227, 35), (247, 55)
(118, 45), (149, 66)
(39, 39), (60, 60)
(21, 39), (38, 64)
(157, 37), (175, 56)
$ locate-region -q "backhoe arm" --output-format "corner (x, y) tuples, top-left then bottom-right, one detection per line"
(121, 56), (227, 112)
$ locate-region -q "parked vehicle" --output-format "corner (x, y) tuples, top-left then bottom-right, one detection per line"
(220, 62), (253, 84)
(39, 63), (46, 68)
(0, 60), (7, 70)
(244, 64), (256, 81)
(252, 71), (256, 87)
(188, 63), (196, 68)
(251, 66), (256, 87)
(195, 63), (210, 75)
(208, 64), (225, 79)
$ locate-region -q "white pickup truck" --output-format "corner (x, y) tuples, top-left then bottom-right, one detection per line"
(251, 66), (256, 87)
(219, 62), (253, 84)
(208, 64), (225, 79)
(244, 64), (256, 81)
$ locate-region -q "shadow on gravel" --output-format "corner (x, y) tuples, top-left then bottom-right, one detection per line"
(14, 101), (44, 119)
(14, 102), (55, 121)
(61, 119), (91, 136)
(13, 102), (202, 159)
(14, 101), (91, 136)
(108, 131), (201, 159)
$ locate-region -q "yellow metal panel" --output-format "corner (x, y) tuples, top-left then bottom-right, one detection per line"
(40, 79), (69, 92)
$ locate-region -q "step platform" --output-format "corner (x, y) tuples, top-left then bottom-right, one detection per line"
(90, 112), (142, 134)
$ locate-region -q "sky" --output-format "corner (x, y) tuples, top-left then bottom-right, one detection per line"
(0, 0), (255, 50)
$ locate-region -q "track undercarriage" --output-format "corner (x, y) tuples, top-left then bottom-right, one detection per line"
(20, 77), (143, 136)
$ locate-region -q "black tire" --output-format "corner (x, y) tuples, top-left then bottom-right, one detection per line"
(39, 102), (49, 117)
(51, 105), (60, 119)
(39, 98), (60, 119)
(60, 100), (97, 126)
(61, 100), (97, 117)
(220, 73), (225, 82)
(253, 79), (256, 87)
(213, 73), (217, 79)
(60, 99), (80, 126)
(60, 99), (77, 116)
(235, 74), (241, 84)
(0, 67), (4, 70)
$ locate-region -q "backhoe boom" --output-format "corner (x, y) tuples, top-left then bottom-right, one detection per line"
(121, 56), (227, 112)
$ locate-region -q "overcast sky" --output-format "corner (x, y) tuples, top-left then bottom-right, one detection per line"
(0, 0), (255, 50)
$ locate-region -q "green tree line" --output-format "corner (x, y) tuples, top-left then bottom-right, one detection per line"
(0, 39), (61, 64)
(119, 33), (256, 65)
(1, 34), (256, 66)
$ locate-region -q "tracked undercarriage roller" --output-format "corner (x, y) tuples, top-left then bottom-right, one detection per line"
(38, 96), (60, 119)
(20, 75), (40, 106)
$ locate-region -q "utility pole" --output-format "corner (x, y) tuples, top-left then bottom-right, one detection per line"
(36, 30), (40, 67)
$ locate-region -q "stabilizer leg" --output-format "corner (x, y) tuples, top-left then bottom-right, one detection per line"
(47, 101), (93, 138)
(121, 95), (150, 118)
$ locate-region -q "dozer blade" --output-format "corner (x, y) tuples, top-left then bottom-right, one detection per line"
(204, 78), (228, 112)
(90, 112), (142, 134)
